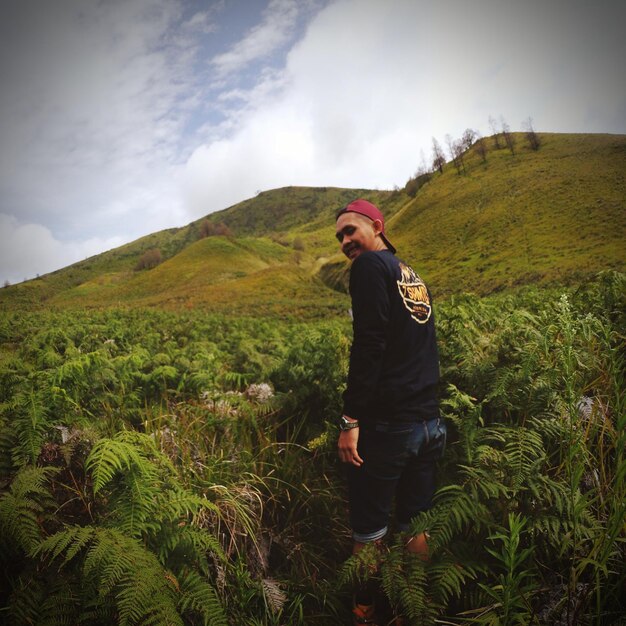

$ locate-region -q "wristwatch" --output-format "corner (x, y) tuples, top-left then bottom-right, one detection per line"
(339, 415), (359, 431)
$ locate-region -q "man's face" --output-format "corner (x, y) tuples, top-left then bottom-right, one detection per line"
(335, 212), (383, 261)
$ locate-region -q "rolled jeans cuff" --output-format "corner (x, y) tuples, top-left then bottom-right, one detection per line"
(352, 525), (388, 544)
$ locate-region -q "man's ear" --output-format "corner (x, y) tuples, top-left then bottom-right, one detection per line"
(371, 219), (383, 235)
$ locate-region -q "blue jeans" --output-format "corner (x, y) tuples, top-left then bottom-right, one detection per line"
(347, 417), (446, 543)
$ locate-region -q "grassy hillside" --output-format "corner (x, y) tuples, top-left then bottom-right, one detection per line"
(386, 133), (626, 295)
(52, 237), (286, 306)
(199, 186), (404, 237)
(1, 133), (624, 314)
(51, 237), (346, 318)
(0, 188), (378, 314)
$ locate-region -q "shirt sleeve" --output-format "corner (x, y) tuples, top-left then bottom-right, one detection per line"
(342, 253), (390, 421)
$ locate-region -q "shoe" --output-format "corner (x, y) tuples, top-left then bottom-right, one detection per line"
(352, 602), (378, 625)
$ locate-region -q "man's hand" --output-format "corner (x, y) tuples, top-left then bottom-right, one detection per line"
(338, 427), (363, 467)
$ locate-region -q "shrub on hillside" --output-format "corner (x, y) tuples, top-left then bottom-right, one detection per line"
(404, 172), (431, 197)
(134, 248), (162, 271)
(270, 233), (290, 247)
(199, 220), (233, 238)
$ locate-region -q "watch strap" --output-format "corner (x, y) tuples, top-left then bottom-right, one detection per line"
(339, 416), (359, 431)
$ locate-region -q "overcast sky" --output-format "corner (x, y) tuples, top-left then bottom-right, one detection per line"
(1, 0), (624, 285)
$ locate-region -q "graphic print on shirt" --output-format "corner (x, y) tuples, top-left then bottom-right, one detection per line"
(397, 262), (432, 324)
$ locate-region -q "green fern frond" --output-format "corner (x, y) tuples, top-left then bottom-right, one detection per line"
(5, 573), (84, 626)
(529, 414), (568, 446)
(0, 419), (16, 475)
(337, 542), (382, 589)
(429, 554), (478, 606)
(496, 426), (545, 492)
(177, 568), (228, 626)
(5, 574), (48, 625)
(33, 525), (93, 567)
(158, 490), (222, 522)
(5, 387), (51, 466)
(426, 485), (491, 547)
(155, 523), (225, 571)
(528, 472), (569, 511)
(86, 432), (157, 494)
(377, 543), (406, 616)
(32, 578), (80, 626)
(38, 525), (192, 626)
(113, 468), (161, 536)
(86, 431), (228, 567)
(116, 576), (183, 626)
(61, 525), (99, 564)
(399, 555), (438, 625)
(87, 539), (136, 595)
(460, 464), (511, 501)
(0, 465), (58, 554)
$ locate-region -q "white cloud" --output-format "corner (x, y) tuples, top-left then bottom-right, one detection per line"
(182, 103), (316, 214)
(0, 0), (208, 241)
(181, 0), (626, 221)
(210, 0), (301, 77)
(0, 213), (124, 285)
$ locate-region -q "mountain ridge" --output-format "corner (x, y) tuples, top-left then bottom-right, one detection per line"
(1, 132), (624, 316)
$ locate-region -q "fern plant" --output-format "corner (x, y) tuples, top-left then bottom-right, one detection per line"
(1, 429), (229, 625)
(34, 525), (227, 626)
(0, 465), (58, 555)
(1, 386), (51, 468)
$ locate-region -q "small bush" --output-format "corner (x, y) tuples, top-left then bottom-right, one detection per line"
(134, 248), (162, 271)
(199, 220), (233, 238)
(404, 172), (431, 198)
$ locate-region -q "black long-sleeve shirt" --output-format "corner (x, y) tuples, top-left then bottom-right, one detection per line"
(342, 250), (440, 424)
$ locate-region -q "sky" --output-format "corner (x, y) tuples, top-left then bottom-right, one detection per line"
(1, 0), (624, 285)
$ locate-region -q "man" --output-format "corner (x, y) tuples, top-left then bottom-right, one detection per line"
(335, 199), (446, 624)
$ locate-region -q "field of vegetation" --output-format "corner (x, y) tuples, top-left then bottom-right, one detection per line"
(1, 270), (624, 625)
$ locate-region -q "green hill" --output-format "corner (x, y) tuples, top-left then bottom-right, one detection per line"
(1, 133), (624, 316)
(387, 133), (626, 295)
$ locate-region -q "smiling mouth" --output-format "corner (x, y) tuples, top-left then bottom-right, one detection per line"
(343, 245), (359, 258)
